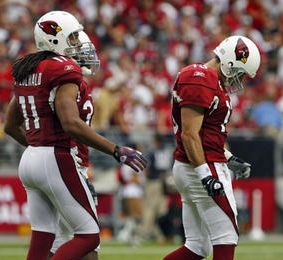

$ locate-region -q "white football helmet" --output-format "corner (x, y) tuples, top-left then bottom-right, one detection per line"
(214, 35), (261, 93)
(34, 11), (100, 76)
(34, 11), (83, 55)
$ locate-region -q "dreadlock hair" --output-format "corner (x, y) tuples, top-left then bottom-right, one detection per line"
(12, 51), (59, 83)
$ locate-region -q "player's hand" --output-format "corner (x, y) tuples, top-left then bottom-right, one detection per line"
(113, 145), (147, 172)
(227, 156), (251, 180)
(201, 176), (225, 196)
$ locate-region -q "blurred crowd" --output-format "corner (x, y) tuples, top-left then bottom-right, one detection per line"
(2, 0), (283, 241)
(1, 0), (283, 140)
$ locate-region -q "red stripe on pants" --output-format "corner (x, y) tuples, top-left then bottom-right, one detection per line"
(208, 162), (239, 235)
(54, 147), (99, 227)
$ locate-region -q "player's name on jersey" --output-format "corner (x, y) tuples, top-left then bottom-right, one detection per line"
(17, 73), (42, 87)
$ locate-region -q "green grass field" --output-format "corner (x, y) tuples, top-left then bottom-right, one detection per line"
(0, 239), (282, 260)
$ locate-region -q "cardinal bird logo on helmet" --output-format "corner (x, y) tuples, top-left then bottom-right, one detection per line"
(235, 38), (249, 64)
(38, 21), (62, 36)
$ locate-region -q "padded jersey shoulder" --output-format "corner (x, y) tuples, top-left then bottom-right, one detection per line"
(178, 64), (219, 90)
(39, 56), (82, 75)
(38, 56), (83, 87)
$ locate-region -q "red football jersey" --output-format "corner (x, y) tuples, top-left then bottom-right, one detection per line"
(172, 64), (232, 163)
(71, 80), (93, 167)
(14, 55), (93, 166)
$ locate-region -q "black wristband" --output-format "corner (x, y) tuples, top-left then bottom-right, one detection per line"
(113, 145), (120, 162)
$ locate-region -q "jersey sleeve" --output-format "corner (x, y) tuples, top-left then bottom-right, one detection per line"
(44, 57), (83, 88)
(177, 66), (218, 109)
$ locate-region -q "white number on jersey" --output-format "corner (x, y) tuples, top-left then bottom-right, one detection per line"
(18, 95), (40, 130)
(83, 99), (94, 126)
(172, 115), (178, 134)
(209, 96), (232, 132)
(221, 100), (232, 132)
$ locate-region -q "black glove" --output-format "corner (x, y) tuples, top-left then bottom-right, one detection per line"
(201, 176), (225, 196)
(227, 156), (251, 180)
(113, 145), (147, 172)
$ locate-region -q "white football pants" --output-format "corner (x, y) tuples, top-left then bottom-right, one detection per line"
(173, 160), (238, 257)
(18, 146), (99, 236)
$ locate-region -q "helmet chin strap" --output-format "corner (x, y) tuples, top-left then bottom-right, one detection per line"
(70, 58), (93, 76)
(81, 66), (92, 76)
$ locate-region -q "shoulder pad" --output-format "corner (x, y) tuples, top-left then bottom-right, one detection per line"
(179, 64), (218, 90)
(42, 56), (81, 73)
(40, 56), (83, 87)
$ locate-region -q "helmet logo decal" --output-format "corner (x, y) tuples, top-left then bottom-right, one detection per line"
(38, 21), (62, 36)
(235, 38), (249, 64)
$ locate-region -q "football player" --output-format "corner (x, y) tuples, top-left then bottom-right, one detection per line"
(48, 31), (101, 260)
(4, 11), (147, 260)
(163, 36), (260, 260)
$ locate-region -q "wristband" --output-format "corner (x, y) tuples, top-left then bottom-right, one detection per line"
(224, 148), (233, 160)
(113, 145), (120, 161)
(194, 163), (212, 179)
